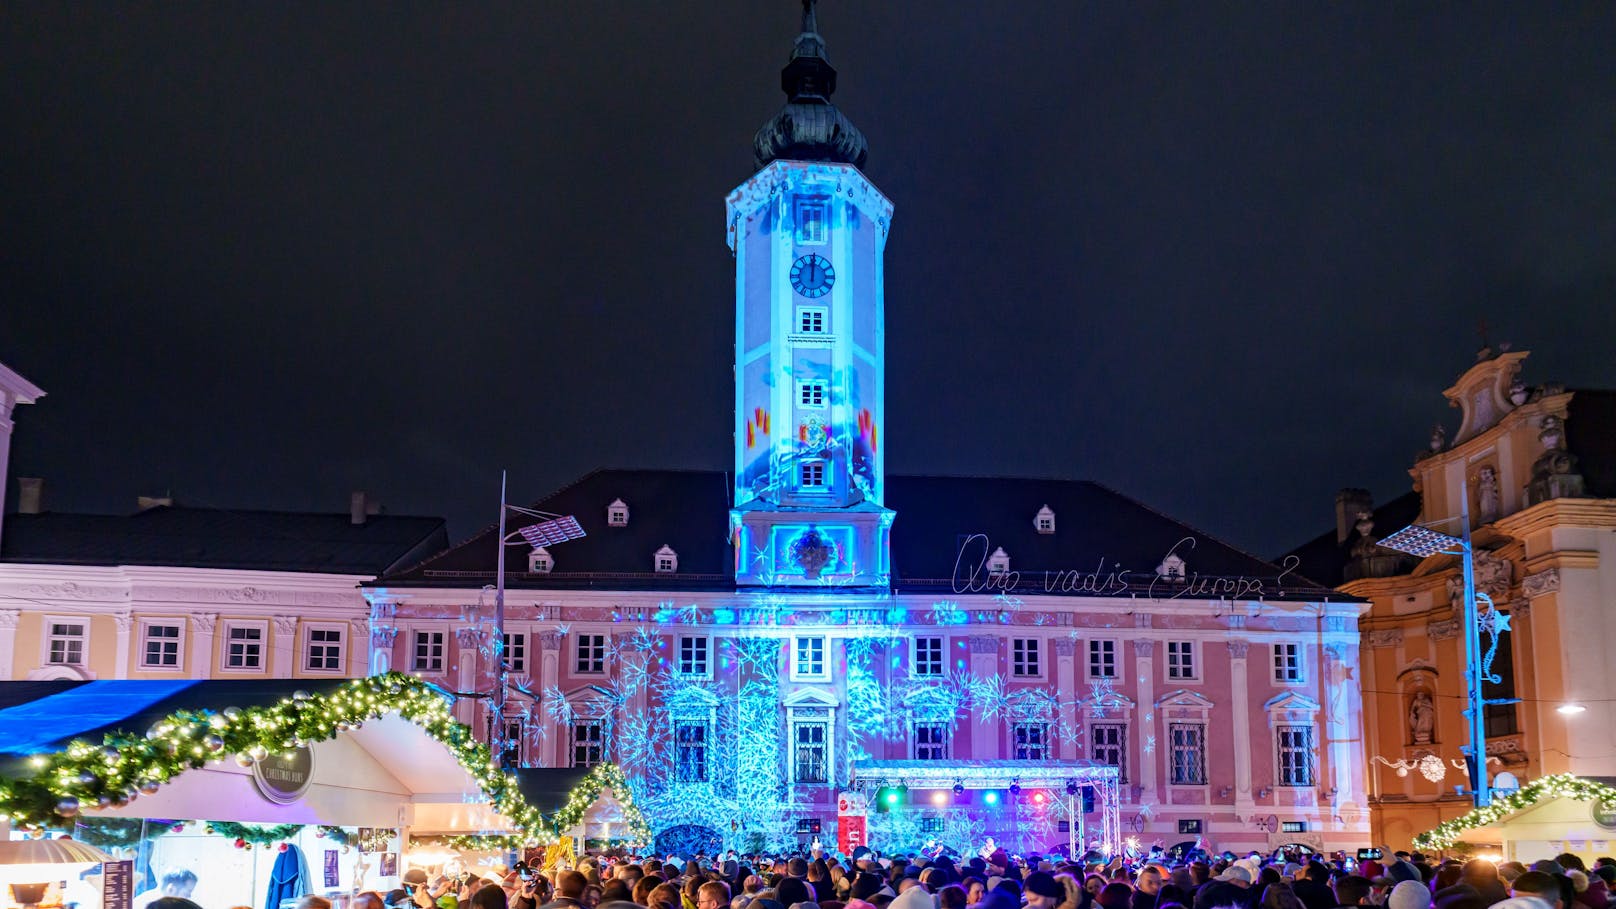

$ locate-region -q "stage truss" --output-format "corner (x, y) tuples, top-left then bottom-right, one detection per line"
(850, 759), (1122, 857)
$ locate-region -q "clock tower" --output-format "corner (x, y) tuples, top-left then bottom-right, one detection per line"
(728, 1), (894, 587)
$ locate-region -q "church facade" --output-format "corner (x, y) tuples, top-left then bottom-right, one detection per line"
(368, 6), (1370, 855)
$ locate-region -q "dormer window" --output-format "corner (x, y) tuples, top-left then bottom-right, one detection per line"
(529, 547), (553, 574)
(1035, 505), (1055, 535)
(655, 545), (678, 574)
(607, 498), (629, 527)
(987, 547), (1011, 576)
(1157, 553), (1186, 582)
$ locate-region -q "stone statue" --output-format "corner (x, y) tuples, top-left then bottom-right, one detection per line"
(1429, 424), (1447, 453)
(1477, 465), (1499, 524)
(1527, 415), (1585, 504)
(1349, 512), (1379, 559)
(1409, 690), (1435, 745)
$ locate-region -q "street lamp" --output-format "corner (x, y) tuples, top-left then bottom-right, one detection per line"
(1377, 483), (1492, 807)
(490, 471), (585, 766)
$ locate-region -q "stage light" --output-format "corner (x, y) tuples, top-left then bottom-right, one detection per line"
(1009, 779), (1021, 796)
(1066, 780), (1079, 796)
(953, 781), (964, 795)
(1033, 792), (1046, 806)
(983, 790), (1000, 805)
(932, 791), (948, 806)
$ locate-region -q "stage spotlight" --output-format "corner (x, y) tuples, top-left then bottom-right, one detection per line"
(983, 790), (1000, 805)
(931, 791), (948, 806)
(1009, 779), (1021, 796)
(1066, 780), (1079, 796)
(953, 781), (964, 795)
(1033, 792), (1046, 806)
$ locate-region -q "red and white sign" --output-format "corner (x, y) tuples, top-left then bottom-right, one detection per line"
(839, 815), (867, 855)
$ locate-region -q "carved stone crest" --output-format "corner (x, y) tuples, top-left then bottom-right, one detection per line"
(1133, 639), (1156, 657)
(1473, 550), (1514, 601)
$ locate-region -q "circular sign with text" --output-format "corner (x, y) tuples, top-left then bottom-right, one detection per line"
(252, 745), (315, 804)
(1592, 802), (1616, 831)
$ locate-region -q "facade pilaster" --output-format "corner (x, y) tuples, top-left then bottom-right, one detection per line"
(112, 611), (133, 679)
(1054, 637), (1078, 760)
(348, 619), (370, 677)
(1227, 640), (1255, 814)
(539, 631), (564, 766)
(969, 636), (1000, 759)
(1324, 642), (1364, 813)
(1133, 639), (1158, 804)
(0, 610), (18, 679)
(455, 627), (488, 728)
(369, 625), (398, 675)
(272, 615), (298, 679)
(190, 613), (218, 676)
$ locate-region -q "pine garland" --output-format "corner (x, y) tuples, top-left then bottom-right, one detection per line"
(1412, 772), (1616, 850)
(210, 821), (305, 846)
(71, 817), (174, 849)
(548, 763), (651, 844)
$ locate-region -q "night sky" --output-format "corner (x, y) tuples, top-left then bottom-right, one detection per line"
(5, 3), (1614, 559)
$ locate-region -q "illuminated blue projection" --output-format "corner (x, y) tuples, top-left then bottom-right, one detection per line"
(728, 160), (896, 587)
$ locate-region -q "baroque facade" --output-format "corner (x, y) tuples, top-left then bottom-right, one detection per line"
(1286, 347), (1616, 851)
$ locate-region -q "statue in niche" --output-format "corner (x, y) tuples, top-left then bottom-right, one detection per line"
(1477, 466), (1500, 524)
(1429, 424), (1448, 452)
(1409, 690), (1436, 745)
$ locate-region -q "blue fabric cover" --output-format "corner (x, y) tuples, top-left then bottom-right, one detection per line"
(0, 680), (198, 753)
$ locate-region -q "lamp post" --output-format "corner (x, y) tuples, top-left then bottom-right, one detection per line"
(1378, 480), (1491, 808)
(489, 471), (585, 767)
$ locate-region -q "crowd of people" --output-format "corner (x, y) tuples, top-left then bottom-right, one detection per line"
(219, 847), (1614, 909)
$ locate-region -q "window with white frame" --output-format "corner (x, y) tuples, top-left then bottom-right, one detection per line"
(796, 200), (827, 244)
(1091, 724), (1128, 783)
(502, 632), (527, 673)
(793, 722), (829, 783)
(674, 720), (709, 782)
(797, 306), (827, 334)
(655, 545), (678, 573)
(1035, 504), (1056, 534)
(1274, 643), (1303, 683)
(914, 723), (949, 760)
(1277, 725), (1315, 786)
(224, 623), (265, 670)
(1169, 723), (1206, 785)
(799, 380), (827, 408)
(914, 637), (944, 677)
(1088, 639), (1117, 679)
(1013, 722), (1049, 760)
(794, 636), (827, 679)
(987, 547), (1011, 576)
(413, 630), (445, 672)
(607, 498), (629, 527)
(141, 622), (183, 669)
(1012, 638), (1041, 677)
(528, 547), (553, 573)
(576, 633), (606, 674)
(46, 621), (87, 666)
(572, 721), (605, 768)
(800, 460), (827, 489)
(677, 636), (709, 676)
(1167, 641), (1196, 679)
(305, 626), (344, 672)
(501, 716), (525, 767)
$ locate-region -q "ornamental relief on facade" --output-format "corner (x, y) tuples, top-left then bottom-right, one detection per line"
(19, 581), (124, 600)
(1427, 618), (1462, 641)
(1523, 568), (1561, 597)
(1367, 629), (1404, 648)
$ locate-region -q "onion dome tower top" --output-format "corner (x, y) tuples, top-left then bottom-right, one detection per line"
(752, 0), (869, 170)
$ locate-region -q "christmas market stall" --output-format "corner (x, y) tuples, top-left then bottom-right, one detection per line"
(0, 674), (545, 909)
(1413, 773), (1616, 864)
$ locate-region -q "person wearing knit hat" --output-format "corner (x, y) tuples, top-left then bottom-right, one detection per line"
(1387, 880), (1431, 909)
(1025, 873), (1064, 909)
(1389, 862), (1423, 885)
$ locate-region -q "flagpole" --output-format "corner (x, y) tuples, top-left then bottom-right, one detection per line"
(493, 469), (508, 766)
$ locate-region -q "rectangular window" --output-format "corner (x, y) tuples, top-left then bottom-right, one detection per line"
(225, 624), (264, 670)
(413, 630), (445, 672)
(1179, 819), (1204, 835)
(47, 622), (87, 666)
(795, 636), (826, 678)
(572, 722), (605, 768)
(1167, 641), (1196, 680)
(502, 718), (524, 767)
(796, 201), (827, 244)
(576, 633), (606, 674)
(1278, 725), (1315, 786)
(1170, 724), (1207, 785)
(502, 632), (527, 673)
(1088, 640), (1117, 679)
(794, 722), (828, 783)
(1012, 638), (1041, 676)
(674, 721), (709, 782)
(799, 380), (827, 408)
(1013, 723), (1048, 760)
(1280, 821), (1308, 833)
(798, 306), (827, 334)
(1091, 724), (1128, 783)
(306, 627), (344, 672)
(914, 723), (949, 760)
(141, 624), (182, 669)
(1274, 643), (1303, 683)
(800, 460), (826, 489)
(678, 636), (709, 676)
(914, 637), (944, 677)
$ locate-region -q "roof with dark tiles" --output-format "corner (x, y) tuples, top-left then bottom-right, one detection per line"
(1, 506), (448, 576)
(375, 468), (1343, 602)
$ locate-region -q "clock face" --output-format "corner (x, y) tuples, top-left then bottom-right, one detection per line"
(790, 254), (835, 298)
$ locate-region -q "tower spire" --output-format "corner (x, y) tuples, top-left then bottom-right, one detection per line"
(753, 0), (867, 169)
